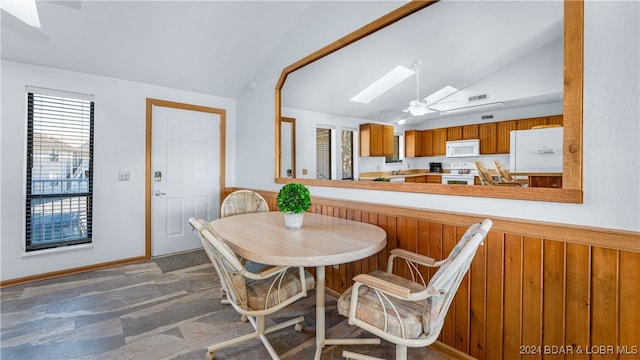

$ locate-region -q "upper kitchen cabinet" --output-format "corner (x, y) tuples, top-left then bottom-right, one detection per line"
(360, 123), (394, 156)
(496, 120), (517, 153)
(432, 128), (447, 156)
(547, 115), (564, 126)
(421, 129), (433, 157)
(462, 125), (479, 139)
(517, 116), (548, 130)
(447, 127), (463, 141)
(404, 130), (422, 157)
(479, 122), (497, 154)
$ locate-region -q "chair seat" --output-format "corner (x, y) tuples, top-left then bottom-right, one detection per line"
(338, 270), (426, 339)
(246, 268), (315, 310)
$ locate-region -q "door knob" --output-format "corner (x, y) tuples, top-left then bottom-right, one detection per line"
(154, 191), (166, 196)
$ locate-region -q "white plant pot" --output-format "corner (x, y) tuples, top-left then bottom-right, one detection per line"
(283, 212), (304, 230)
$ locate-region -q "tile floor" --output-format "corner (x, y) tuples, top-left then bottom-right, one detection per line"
(1, 259), (450, 360)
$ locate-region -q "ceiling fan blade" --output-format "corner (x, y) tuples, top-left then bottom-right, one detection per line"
(436, 101), (505, 114)
(379, 106), (407, 114)
(1, 11), (51, 42)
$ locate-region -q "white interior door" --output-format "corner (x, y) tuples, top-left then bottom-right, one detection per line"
(151, 106), (220, 256)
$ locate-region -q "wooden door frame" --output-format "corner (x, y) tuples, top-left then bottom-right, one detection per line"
(145, 98), (226, 259)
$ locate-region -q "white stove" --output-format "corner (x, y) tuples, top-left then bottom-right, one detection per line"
(441, 162), (477, 185)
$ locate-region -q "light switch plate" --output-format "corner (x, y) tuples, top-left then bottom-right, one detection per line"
(118, 171), (130, 181)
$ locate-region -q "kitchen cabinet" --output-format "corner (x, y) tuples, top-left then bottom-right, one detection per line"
(447, 127), (462, 141)
(529, 175), (563, 188)
(421, 130), (433, 156)
(360, 123), (394, 156)
(426, 175), (441, 184)
(517, 116), (547, 130)
(462, 125), (479, 139)
(404, 130), (422, 157)
(432, 128), (447, 155)
(479, 122), (497, 154)
(547, 115), (563, 126)
(496, 120), (517, 154)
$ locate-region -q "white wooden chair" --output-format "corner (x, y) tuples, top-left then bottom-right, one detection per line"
(493, 159), (528, 186)
(474, 161), (521, 186)
(189, 217), (315, 360)
(337, 219), (493, 360)
(220, 189), (269, 218)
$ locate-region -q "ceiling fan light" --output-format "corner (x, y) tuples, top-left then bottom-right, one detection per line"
(408, 101), (429, 116)
(1, 0), (41, 28)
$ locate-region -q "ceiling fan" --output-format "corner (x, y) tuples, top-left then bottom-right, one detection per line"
(1, 0), (81, 43)
(382, 61), (460, 120)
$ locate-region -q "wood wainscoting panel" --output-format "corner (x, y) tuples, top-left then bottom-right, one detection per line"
(522, 236), (543, 360)
(565, 243), (591, 360)
(542, 240), (567, 360)
(239, 189), (640, 360)
(619, 252), (640, 359)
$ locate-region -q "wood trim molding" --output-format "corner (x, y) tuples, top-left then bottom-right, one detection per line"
(0, 256), (147, 288)
(145, 98), (226, 260)
(239, 188), (640, 253)
(274, 0), (584, 204)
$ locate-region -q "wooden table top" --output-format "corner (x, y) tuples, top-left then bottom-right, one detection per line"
(209, 211), (387, 267)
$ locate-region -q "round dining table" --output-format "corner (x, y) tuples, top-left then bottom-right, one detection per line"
(209, 211), (387, 359)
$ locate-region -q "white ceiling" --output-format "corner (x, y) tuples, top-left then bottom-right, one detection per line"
(2, 1), (564, 126)
(282, 0), (564, 125)
(1, 0), (315, 97)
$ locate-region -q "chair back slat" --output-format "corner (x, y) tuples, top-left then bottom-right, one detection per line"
(189, 217), (249, 309)
(221, 190), (269, 218)
(423, 220), (491, 336)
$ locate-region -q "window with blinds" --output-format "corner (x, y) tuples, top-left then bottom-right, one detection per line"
(341, 129), (354, 180)
(316, 128), (331, 180)
(25, 87), (94, 251)
(385, 134), (402, 163)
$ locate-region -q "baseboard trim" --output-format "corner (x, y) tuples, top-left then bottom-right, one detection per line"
(0, 256), (147, 288)
(430, 341), (477, 360)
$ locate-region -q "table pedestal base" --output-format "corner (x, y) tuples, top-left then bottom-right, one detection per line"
(314, 266), (380, 360)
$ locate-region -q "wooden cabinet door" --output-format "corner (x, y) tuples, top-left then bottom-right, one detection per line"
(463, 125), (479, 139)
(517, 117), (547, 130)
(547, 115), (563, 126)
(479, 122), (497, 154)
(382, 125), (394, 156)
(433, 128), (447, 155)
(447, 126), (462, 141)
(404, 130), (422, 157)
(421, 130), (433, 156)
(496, 120), (516, 154)
(414, 176), (427, 183)
(426, 175), (441, 184)
(359, 123), (383, 156)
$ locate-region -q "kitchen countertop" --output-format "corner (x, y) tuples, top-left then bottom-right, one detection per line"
(359, 169), (449, 180)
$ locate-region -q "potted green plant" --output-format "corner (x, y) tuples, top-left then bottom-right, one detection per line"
(276, 183), (311, 229)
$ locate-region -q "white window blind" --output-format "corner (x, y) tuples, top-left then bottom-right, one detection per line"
(25, 88), (94, 251)
(316, 128), (331, 180)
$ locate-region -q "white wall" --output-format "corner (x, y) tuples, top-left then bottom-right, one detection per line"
(234, 1), (640, 232)
(0, 60), (236, 281)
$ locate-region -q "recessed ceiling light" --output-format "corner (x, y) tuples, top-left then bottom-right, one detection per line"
(0, 0), (41, 28)
(350, 65), (415, 104)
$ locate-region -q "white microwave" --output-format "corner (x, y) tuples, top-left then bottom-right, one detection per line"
(446, 139), (480, 158)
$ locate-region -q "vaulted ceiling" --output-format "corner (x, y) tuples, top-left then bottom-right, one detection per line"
(2, 1), (563, 127)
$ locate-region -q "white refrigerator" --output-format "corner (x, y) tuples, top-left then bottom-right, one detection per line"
(509, 127), (563, 173)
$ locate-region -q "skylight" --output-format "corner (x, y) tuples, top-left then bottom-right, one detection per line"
(425, 85), (458, 105)
(0, 0), (41, 28)
(350, 65), (415, 104)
